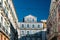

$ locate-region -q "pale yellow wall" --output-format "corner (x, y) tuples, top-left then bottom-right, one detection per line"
(43, 22), (47, 28)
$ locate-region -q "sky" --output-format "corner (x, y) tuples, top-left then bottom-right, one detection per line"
(12, 0), (51, 22)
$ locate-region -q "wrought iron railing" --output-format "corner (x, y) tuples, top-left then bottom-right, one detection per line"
(0, 23), (9, 36)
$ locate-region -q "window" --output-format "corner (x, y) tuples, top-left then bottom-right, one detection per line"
(32, 19), (34, 22)
(22, 31), (24, 35)
(27, 31), (29, 34)
(27, 24), (29, 28)
(38, 25), (40, 28)
(1, 17), (3, 23)
(32, 24), (34, 28)
(0, 2), (2, 5)
(6, 12), (8, 17)
(27, 38), (30, 40)
(56, 0), (58, 1)
(1, 17), (2, 21)
(9, 4), (10, 8)
(22, 24), (24, 28)
(53, 9), (56, 17)
(0, 0), (2, 7)
(6, 0), (8, 3)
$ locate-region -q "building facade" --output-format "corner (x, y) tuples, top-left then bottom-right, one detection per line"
(41, 20), (47, 40)
(47, 0), (60, 40)
(0, 10), (10, 40)
(0, 0), (19, 40)
(19, 15), (47, 40)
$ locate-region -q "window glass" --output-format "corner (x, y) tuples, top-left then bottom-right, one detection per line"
(54, 9), (56, 16)
(22, 24), (24, 28)
(7, 0), (8, 3)
(32, 24), (34, 28)
(0, 2), (2, 5)
(27, 38), (30, 40)
(22, 31), (24, 35)
(27, 31), (29, 34)
(32, 19), (34, 22)
(1, 17), (3, 23)
(38, 25), (40, 28)
(27, 24), (29, 28)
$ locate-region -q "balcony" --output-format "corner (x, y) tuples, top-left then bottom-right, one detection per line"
(0, 23), (10, 37)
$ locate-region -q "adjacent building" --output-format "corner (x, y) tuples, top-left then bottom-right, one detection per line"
(41, 20), (47, 40)
(19, 15), (47, 40)
(0, 0), (19, 40)
(47, 0), (60, 40)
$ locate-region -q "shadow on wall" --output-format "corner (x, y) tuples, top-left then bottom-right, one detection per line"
(18, 31), (47, 40)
